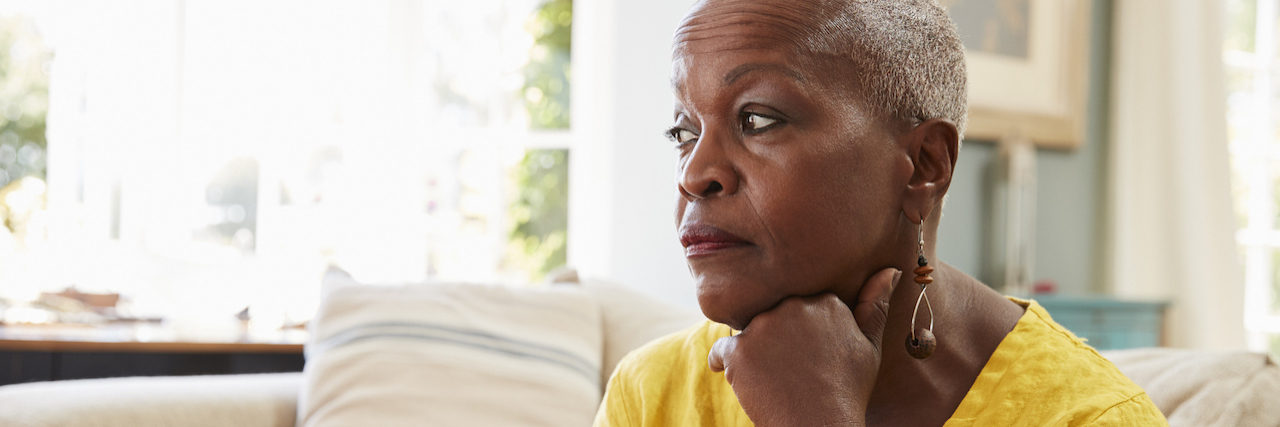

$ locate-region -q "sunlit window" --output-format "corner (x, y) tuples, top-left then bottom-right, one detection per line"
(0, 1), (571, 330)
(0, 14), (50, 255)
(1225, 0), (1280, 354)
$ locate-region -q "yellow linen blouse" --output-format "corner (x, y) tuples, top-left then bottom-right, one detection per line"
(593, 298), (1167, 426)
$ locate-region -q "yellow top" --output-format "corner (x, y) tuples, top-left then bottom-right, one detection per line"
(593, 299), (1168, 427)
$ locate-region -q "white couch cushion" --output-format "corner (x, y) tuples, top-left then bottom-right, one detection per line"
(298, 277), (602, 427)
(1103, 348), (1280, 426)
(581, 278), (705, 386)
(0, 373), (300, 427)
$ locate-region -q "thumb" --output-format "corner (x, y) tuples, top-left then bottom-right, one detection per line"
(707, 335), (737, 373)
(851, 267), (901, 351)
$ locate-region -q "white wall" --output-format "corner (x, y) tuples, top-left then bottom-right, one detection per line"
(568, 0), (699, 308)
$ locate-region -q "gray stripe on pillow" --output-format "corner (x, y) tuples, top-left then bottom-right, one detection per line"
(313, 322), (599, 386)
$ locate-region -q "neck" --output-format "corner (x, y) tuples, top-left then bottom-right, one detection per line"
(864, 261), (1025, 424)
(881, 254), (960, 368)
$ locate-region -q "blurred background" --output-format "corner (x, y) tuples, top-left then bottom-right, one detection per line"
(0, 1), (576, 335)
(0, 0), (1268, 359)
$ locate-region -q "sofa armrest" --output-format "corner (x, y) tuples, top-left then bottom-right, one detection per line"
(1103, 348), (1280, 426)
(0, 373), (301, 427)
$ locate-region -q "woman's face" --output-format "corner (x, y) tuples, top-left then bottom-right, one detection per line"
(671, 3), (913, 330)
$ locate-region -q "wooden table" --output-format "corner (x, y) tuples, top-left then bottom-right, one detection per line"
(0, 323), (308, 386)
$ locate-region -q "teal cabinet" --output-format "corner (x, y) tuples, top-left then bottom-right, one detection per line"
(1032, 296), (1168, 350)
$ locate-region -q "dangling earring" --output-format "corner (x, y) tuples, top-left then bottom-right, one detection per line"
(906, 217), (937, 360)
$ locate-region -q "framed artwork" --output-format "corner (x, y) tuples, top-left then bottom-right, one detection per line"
(943, 0), (1092, 149)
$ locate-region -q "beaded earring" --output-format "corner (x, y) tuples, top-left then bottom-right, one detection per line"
(906, 217), (937, 360)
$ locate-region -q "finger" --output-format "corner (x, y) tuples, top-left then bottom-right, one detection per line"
(708, 335), (737, 373)
(851, 267), (901, 351)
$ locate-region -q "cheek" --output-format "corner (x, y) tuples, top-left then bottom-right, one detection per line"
(755, 149), (897, 281)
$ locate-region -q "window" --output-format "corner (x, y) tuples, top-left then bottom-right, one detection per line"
(1225, 0), (1280, 354)
(0, 1), (572, 329)
(0, 14), (50, 257)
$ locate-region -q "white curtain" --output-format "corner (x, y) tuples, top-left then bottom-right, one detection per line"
(1108, 0), (1245, 349)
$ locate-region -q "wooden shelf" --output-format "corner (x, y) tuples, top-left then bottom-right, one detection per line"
(0, 324), (307, 354)
(0, 339), (303, 354)
(0, 324), (309, 386)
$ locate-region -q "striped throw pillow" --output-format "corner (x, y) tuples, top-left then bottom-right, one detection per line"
(298, 279), (602, 426)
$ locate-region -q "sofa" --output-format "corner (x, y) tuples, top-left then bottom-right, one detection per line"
(1, 273), (1277, 426)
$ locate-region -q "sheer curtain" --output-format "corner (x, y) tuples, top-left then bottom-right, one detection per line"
(1107, 0), (1245, 349)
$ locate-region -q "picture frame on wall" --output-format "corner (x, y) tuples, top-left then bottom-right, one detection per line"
(944, 0), (1092, 149)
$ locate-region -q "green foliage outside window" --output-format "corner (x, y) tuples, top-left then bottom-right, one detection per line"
(507, 149), (569, 282)
(0, 16), (49, 186)
(0, 15), (52, 240)
(523, 0), (571, 130)
(507, 0), (571, 282)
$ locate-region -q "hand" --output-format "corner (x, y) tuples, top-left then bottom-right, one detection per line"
(708, 267), (901, 427)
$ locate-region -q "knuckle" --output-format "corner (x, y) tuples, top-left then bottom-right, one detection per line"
(775, 296), (805, 312)
(817, 293), (845, 309)
(750, 310), (776, 329)
(728, 346), (754, 369)
(723, 336), (738, 353)
(806, 294), (848, 319)
(712, 336), (735, 355)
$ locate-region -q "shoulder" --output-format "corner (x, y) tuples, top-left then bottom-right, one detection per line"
(1005, 299), (1148, 396)
(946, 299), (1167, 426)
(609, 319), (730, 386)
(595, 320), (746, 427)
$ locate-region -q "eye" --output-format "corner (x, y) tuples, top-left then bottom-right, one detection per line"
(666, 128), (699, 146)
(741, 112), (779, 132)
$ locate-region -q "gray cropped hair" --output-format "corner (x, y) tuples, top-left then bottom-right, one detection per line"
(804, 0), (968, 136)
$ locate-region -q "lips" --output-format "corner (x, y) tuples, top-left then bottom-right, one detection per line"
(679, 223), (752, 257)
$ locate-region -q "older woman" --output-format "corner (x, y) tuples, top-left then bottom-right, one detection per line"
(593, 0), (1166, 426)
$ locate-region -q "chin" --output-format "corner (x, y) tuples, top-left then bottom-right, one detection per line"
(694, 276), (776, 331)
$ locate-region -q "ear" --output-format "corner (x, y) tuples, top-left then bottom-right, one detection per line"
(901, 118), (960, 223)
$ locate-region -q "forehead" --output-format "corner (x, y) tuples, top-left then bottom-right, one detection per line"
(674, 0), (820, 56)
(671, 1), (824, 93)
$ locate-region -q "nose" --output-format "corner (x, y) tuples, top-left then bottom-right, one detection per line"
(677, 130), (740, 201)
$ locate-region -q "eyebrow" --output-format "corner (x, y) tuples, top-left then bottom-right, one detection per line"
(722, 63), (805, 86)
(669, 62), (805, 97)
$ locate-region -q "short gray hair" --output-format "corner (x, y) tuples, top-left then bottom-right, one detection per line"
(804, 0), (968, 136)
